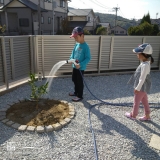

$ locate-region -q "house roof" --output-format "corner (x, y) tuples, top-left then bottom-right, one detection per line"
(69, 21), (88, 29)
(99, 23), (111, 28)
(68, 9), (94, 17)
(111, 25), (127, 31)
(1, 0), (47, 12)
(95, 16), (101, 23)
(151, 19), (160, 25)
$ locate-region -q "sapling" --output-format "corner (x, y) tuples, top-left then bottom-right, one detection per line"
(28, 73), (48, 108)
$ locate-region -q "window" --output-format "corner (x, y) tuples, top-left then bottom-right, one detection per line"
(120, 31), (124, 34)
(48, 17), (51, 24)
(41, 16), (44, 24)
(88, 17), (91, 22)
(44, 0), (51, 2)
(60, 0), (65, 7)
(19, 18), (29, 27)
(70, 16), (73, 20)
(111, 30), (114, 34)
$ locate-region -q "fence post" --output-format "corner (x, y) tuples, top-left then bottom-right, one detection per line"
(30, 36), (34, 73)
(98, 36), (102, 74)
(41, 36), (45, 78)
(142, 37), (146, 43)
(1, 37), (9, 89)
(109, 36), (114, 69)
(35, 36), (38, 74)
(10, 38), (15, 79)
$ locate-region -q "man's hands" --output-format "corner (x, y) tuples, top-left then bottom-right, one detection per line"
(75, 63), (80, 69)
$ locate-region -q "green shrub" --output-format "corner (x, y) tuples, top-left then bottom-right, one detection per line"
(28, 73), (48, 101)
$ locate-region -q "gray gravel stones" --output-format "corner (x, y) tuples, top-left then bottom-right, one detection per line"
(0, 71), (160, 159)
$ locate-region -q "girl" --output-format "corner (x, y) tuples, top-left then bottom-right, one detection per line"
(125, 43), (154, 121)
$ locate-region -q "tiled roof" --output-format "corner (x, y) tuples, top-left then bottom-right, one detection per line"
(1, 0), (47, 12)
(68, 9), (92, 16)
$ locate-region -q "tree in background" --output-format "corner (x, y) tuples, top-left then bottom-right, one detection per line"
(157, 32), (160, 36)
(152, 24), (159, 35)
(128, 12), (160, 36)
(140, 13), (151, 24)
(0, 25), (6, 34)
(128, 26), (143, 35)
(57, 17), (71, 35)
(140, 21), (153, 35)
(84, 29), (91, 35)
(96, 26), (107, 35)
(94, 24), (102, 35)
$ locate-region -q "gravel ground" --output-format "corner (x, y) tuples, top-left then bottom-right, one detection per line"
(0, 71), (160, 160)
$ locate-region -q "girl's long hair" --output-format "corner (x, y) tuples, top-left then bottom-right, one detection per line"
(141, 53), (154, 64)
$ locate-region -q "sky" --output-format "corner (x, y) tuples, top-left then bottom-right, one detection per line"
(68, 0), (160, 20)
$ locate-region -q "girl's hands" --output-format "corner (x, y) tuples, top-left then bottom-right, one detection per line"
(134, 89), (140, 94)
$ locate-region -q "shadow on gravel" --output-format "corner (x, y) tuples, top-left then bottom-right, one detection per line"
(82, 101), (160, 160)
(136, 120), (160, 137)
(0, 123), (17, 145)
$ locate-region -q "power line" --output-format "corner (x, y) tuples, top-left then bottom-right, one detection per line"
(90, 0), (112, 10)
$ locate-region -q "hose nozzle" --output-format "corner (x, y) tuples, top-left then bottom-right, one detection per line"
(66, 59), (78, 65)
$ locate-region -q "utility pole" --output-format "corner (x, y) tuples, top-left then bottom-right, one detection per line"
(156, 13), (158, 19)
(112, 6), (120, 35)
(38, 0), (41, 35)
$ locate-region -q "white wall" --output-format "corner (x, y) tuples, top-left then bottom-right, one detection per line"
(7, 1), (26, 7)
(68, 16), (86, 21)
(85, 12), (94, 27)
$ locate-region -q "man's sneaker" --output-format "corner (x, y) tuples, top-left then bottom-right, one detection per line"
(72, 96), (83, 102)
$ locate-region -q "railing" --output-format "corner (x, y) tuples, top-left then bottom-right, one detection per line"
(0, 35), (160, 91)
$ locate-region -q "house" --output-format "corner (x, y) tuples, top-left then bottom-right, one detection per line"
(0, 0), (70, 35)
(151, 18), (160, 30)
(99, 23), (111, 35)
(111, 25), (127, 35)
(68, 9), (100, 34)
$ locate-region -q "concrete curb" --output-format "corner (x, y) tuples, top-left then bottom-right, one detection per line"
(0, 100), (75, 133)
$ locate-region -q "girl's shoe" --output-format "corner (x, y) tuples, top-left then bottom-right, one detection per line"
(72, 96), (82, 102)
(139, 116), (151, 121)
(125, 112), (136, 120)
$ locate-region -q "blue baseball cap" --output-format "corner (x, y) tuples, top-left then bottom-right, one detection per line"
(133, 43), (153, 55)
(70, 26), (84, 38)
